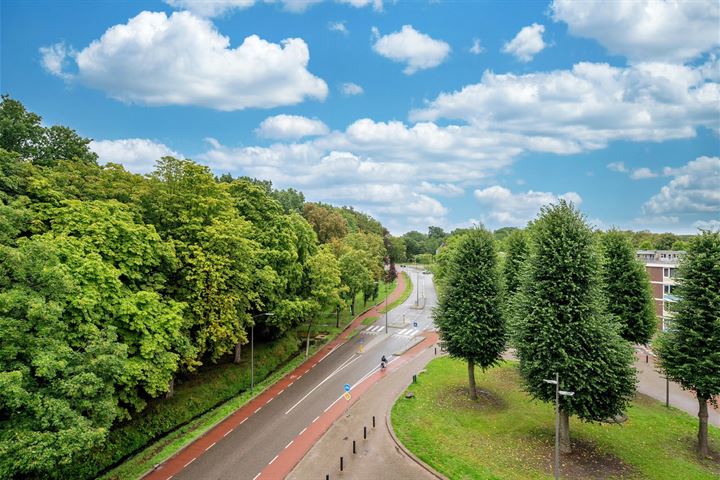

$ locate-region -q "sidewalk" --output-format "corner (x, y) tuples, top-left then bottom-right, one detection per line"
(143, 274), (407, 480)
(634, 350), (720, 427)
(287, 334), (444, 480)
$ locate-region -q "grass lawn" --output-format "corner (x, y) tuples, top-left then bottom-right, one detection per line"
(392, 357), (720, 480)
(379, 272), (412, 313)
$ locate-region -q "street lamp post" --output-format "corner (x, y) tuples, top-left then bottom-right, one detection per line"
(251, 312), (274, 394)
(544, 373), (575, 480)
(384, 281), (388, 334)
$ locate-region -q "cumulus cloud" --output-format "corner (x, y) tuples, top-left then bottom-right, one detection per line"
(693, 219), (720, 230)
(256, 114), (329, 140)
(473, 186), (582, 226)
(502, 23), (546, 62)
(551, 0), (720, 63)
(40, 11), (328, 111)
(417, 181), (464, 197)
(607, 162), (628, 172)
(411, 60), (719, 150)
(90, 138), (180, 174)
(337, 0), (382, 11)
(629, 167), (658, 180)
(372, 25), (451, 74)
(165, 0), (380, 16)
(341, 82), (364, 95)
(643, 156), (720, 214)
(328, 21), (348, 34)
(470, 38), (484, 55)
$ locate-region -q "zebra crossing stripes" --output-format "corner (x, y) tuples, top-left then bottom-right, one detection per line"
(362, 325), (420, 337)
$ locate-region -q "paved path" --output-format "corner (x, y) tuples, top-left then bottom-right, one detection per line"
(287, 333), (443, 480)
(143, 269), (436, 480)
(634, 349), (720, 427)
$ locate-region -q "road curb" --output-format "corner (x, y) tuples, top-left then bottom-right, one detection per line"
(384, 351), (448, 480)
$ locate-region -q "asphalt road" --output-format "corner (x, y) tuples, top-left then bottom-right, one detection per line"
(174, 267), (437, 480)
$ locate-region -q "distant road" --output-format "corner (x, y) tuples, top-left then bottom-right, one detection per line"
(145, 267), (436, 480)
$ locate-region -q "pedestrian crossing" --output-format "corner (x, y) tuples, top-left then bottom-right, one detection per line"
(362, 325), (421, 338)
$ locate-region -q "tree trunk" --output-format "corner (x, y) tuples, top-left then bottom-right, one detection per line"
(165, 378), (175, 399)
(559, 408), (571, 453)
(698, 395), (710, 457)
(467, 360), (478, 400)
(233, 342), (242, 364)
(305, 318), (314, 357)
(336, 308), (340, 328)
(351, 296), (355, 316)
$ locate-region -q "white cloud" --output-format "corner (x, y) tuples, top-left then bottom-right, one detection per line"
(165, 0), (380, 16)
(470, 38), (484, 55)
(629, 167), (658, 179)
(417, 181), (464, 197)
(693, 219), (720, 231)
(551, 0), (720, 63)
(473, 186), (582, 226)
(502, 23), (546, 62)
(411, 60), (720, 149)
(90, 138), (180, 174)
(607, 162), (627, 172)
(39, 42), (73, 79)
(643, 156), (720, 214)
(341, 82), (364, 95)
(328, 21), (348, 34)
(372, 25), (451, 75)
(41, 11), (327, 111)
(256, 114), (329, 140)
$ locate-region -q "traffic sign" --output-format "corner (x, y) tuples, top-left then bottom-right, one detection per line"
(344, 383), (351, 392)
(343, 392), (351, 401)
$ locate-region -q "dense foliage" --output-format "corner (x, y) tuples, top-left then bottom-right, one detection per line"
(599, 230), (657, 345)
(656, 231), (720, 456)
(433, 228), (505, 400)
(513, 201), (636, 453)
(0, 97), (391, 478)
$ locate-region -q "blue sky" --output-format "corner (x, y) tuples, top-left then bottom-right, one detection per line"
(2, 0), (719, 234)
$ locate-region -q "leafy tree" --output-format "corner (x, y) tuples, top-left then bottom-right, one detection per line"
(503, 229), (528, 298)
(271, 187), (305, 214)
(303, 203), (348, 243)
(600, 230), (656, 344)
(656, 230), (720, 457)
(387, 236), (407, 263)
(339, 249), (372, 315)
(0, 95), (44, 158)
(434, 228), (505, 400)
(514, 201), (636, 453)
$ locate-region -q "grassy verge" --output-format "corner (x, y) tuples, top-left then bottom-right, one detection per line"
(379, 272), (412, 313)
(103, 278), (400, 480)
(392, 357), (720, 480)
(362, 315), (379, 326)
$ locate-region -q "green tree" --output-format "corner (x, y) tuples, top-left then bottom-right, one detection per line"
(514, 201), (636, 453)
(503, 229), (528, 298)
(433, 228), (505, 400)
(271, 187), (305, 214)
(303, 203), (348, 243)
(600, 230), (656, 344)
(0, 95), (44, 158)
(387, 236), (407, 263)
(656, 230), (720, 457)
(339, 249), (372, 315)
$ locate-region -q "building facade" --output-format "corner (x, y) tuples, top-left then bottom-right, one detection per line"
(636, 250), (683, 331)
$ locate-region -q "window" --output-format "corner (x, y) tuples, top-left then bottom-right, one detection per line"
(663, 267), (677, 278)
(664, 285), (674, 294)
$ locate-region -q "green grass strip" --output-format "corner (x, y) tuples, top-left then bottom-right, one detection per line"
(379, 272), (412, 313)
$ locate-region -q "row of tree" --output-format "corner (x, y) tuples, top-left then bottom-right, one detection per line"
(434, 201), (718, 457)
(0, 96), (393, 478)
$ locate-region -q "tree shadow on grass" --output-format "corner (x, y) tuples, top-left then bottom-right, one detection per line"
(439, 384), (509, 412)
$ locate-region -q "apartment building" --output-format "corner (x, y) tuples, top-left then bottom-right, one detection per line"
(636, 250), (684, 331)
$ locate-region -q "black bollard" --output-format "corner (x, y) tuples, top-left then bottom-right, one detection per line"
(363, 426), (367, 439)
(340, 456), (344, 472)
(353, 440), (356, 454)
(326, 475), (330, 480)
(413, 374), (417, 383)
(372, 415), (376, 428)
(434, 347), (437, 355)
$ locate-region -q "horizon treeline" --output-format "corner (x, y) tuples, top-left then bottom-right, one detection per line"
(0, 95), (398, 477)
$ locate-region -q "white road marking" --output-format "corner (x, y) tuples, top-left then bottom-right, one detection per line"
(205, 442), (216, 451)
(255, 407), (262, 413)
(266, 397), (273, 404)
(284, 354), (361, 414)
(223, 428), (234, 437)
(288, 382), (294, 387)
(299, 427), (307, 435)
(285, 440), (294, 449)
(184, 458), (196, 468)
(319, 347), (336, 363)
(253, 473), (261, 480)
(278, 389), (284, 395)
(269, 454), (279, 465)
(313, 416), (320, 423)
(240, 418), (247, 425)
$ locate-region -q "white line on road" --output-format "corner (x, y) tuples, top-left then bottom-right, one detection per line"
(278, 389), (284, 395)
(266, 397), (273, 404)
(255, 407), (262, 413)
(205, 442), (216, 451)
(166, 476), (173, 480)
(253, 473), (261, 480)
(313, 416), (320, 423)
(240, 418), (247, 425)
(299, 427), (307, 435)
(319, 347), (336, 363)
(269, 454), (279, 465)
(223, 428), (234, 437)
(288, 382), (294, 387)
(284, 354), (361, 415)
(184, 458), (196, 468)
(285, 440), (294, 449)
